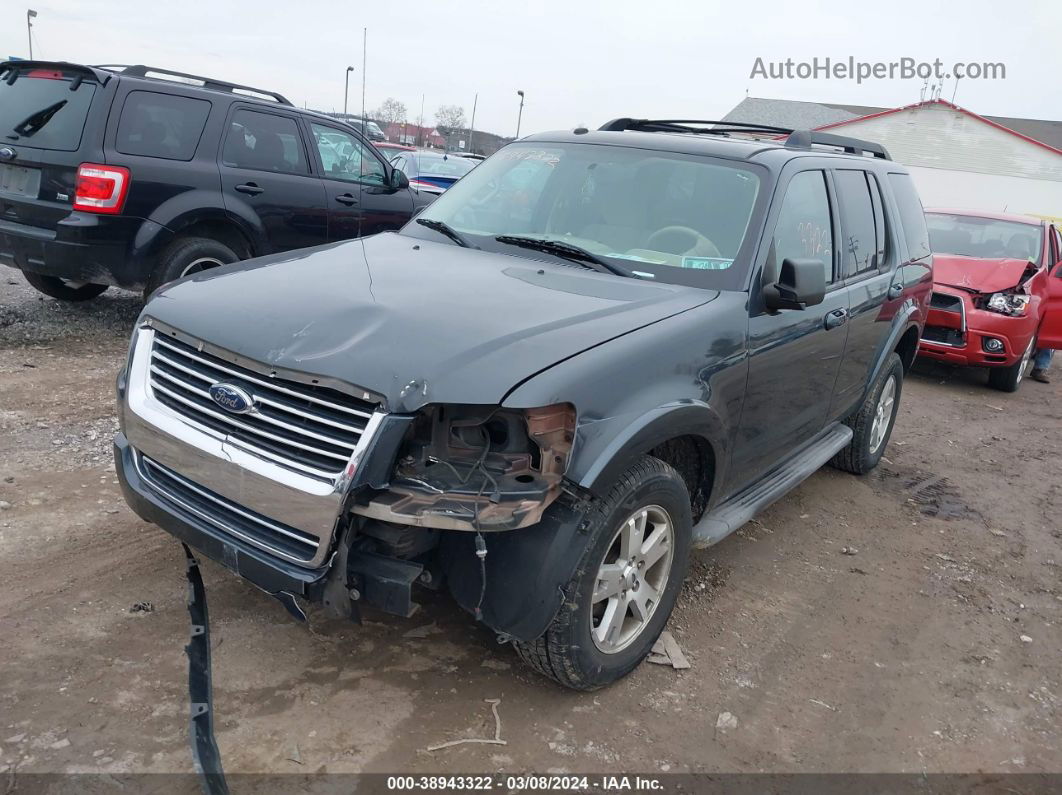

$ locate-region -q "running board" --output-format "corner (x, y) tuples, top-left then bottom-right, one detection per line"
(692, 424), (853, 548)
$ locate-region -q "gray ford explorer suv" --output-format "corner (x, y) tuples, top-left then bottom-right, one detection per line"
(115, 119), (933, 690)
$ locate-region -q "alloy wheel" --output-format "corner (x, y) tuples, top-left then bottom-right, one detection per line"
(590, 505), (675, 654)
(869, 374), (897, 454)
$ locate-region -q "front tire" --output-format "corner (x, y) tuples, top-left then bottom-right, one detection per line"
(513, 456), (692, 690)
(987, 337), (1034, 393)
(831, 352), (904, 474)
(22, 271), (108, 301)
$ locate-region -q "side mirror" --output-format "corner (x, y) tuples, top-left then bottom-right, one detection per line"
(764, 257), (826, 310)
(390, 168), (409, 190)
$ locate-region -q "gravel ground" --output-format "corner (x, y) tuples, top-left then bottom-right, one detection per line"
(1, 269), (1060, 783)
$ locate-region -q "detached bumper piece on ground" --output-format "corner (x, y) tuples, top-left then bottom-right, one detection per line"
(183, 544), (229, 795)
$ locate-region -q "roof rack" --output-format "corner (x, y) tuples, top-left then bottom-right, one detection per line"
(784, 129), (891, 160)
(597, 118), (891, 160)
(93, 64), (292, 105)
(599, 118), (795, 135)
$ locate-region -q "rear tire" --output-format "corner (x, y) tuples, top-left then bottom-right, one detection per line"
(987, 337), (1034, 393)
(144, 236), (239, 298)
(22, 271), (108, 302)
(512, 456), (692, 691)
(831, 352), (904, 475)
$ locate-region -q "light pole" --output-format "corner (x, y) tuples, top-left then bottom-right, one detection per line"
(515, 90), (525, 139)
(343, 66), (354, 116)
(27, 9), (37, 60)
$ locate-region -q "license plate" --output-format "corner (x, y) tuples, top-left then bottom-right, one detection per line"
(0, 164), (41, 199)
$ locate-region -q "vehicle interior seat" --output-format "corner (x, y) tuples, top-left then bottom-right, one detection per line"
(1006, 232), (1037, 261)
(930, 228), (971, 255)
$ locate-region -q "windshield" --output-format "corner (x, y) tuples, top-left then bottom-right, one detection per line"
(407, 142), (763, 287)
(0, 67), (97, 151)
(926, 212), (1043, 264)
(415, 153), (477, 177)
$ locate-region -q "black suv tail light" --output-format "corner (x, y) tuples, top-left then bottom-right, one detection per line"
(73, 163), (131, 214)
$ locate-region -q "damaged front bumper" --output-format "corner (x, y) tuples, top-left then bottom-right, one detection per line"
(115, 433), (330, 599)
(919, 286), (1038, 367)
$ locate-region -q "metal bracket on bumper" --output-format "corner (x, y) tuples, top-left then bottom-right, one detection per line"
(183, 543), (229, 795)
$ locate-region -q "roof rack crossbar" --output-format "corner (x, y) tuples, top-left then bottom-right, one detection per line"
(785, 130), (891, 159)
(94, 64), (292, 105)
(598, 117), (892, 160)
(599, 118), (796, 135)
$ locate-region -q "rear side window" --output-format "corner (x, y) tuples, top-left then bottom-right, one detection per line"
(0, 67), (97, 151)
(887, 173), (931, 261)
(772, 170), (834, 285)
(222, 109), (308, 174)
(834, 170), (877, 277)
(116, 91), (210, 161)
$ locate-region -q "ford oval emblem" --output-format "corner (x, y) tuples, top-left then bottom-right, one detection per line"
(0, 147), (15, 162)
(208, 383), (254, 414)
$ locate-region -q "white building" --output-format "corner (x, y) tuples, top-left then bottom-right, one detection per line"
(721, 98), (1062, 221)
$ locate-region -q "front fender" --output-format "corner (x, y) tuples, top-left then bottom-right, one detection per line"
(573, 401), (726, 497)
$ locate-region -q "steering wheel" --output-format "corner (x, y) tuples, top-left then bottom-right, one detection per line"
(646, 226), (722, 258)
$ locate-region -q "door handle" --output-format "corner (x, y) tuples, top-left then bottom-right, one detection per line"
(234, 183), (264, 196)
(335, 193), (358, 206)
(824, 308), (849, 330)
(887, 281), (904, 299)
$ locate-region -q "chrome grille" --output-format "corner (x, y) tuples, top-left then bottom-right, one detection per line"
(147, 334), (377, 480)
(137, 454), (320, 563)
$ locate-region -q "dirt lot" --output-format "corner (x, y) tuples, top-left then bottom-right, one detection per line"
(1, 271), (1060, 781)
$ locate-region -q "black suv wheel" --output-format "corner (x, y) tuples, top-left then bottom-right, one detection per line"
(22, 272), (108, 302)
(831, 352), (904, 474)
(145, 237), (239, 298)
(513, 456), (692, 690)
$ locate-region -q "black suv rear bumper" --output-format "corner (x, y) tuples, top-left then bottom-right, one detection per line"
(113, 432), (328, 598)
(0, 215), (167, 289)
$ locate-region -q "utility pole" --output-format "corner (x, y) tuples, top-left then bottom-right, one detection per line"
(361, 28), (367, 122)
(515, 90), (525, 139)
(468, 93), (478, 154)
(27, 9), (37, 59)
(343, 66), (354, 115)
(419, 93), (425, 147)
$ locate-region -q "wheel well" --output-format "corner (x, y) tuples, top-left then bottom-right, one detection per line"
(648, 435), (715, 522)
(169, 220), (255, 260)
(894, 326), (920, 372)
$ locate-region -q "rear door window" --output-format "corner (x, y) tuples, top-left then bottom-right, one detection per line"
(887, 173), (931, 261)
(221, 109), (309, 174)
(115, 91), (211, 160)
(0, 66), (97, 151)
(834, 170), (878, 277)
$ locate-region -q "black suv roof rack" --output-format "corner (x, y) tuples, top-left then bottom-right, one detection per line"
(94, 64), (292, 106)
(598, 118), (891, 160)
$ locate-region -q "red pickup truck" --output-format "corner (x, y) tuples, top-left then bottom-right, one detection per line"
(919, 209), (1062, 391)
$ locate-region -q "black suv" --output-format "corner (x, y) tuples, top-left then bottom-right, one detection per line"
(0, 61), (431, 300)
(114, 119), (933, 690)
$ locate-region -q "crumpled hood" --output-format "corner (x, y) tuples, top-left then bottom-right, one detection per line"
(145, 233), (715, 412)
(933, 254), (1035, 294)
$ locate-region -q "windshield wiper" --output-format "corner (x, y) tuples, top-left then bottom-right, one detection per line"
(494, 235), (642, 279)
(13, 100), (67, 138)
(416, 218), (477, 249)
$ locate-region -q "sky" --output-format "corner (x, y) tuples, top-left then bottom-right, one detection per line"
(2, 0), (1060, 138)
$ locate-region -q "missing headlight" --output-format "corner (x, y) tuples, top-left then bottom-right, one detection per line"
(352, 403), (575, 532)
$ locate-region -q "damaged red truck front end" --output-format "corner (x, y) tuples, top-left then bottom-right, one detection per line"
(918, 210), (1062, 391)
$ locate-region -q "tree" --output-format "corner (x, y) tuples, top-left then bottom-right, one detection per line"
(435, 104), (466, 133)
(374, 97), (407, 126)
